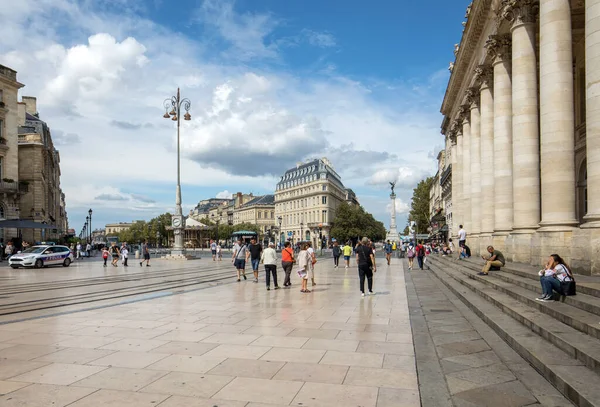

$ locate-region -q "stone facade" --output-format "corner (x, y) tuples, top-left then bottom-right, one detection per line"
(441, 0), (600, 275)
(0, 65), (23, 243)
(105, 222), (134, 235)
(18, 97), (67, 242)
(234, 195), (276, 238)
(274, 157), (351, 248)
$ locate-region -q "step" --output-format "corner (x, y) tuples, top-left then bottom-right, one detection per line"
(427, 259), (600, 375)
(425, 262), (600, 407)
(431, 256), (600, 320)
(457, 257), (600, 298)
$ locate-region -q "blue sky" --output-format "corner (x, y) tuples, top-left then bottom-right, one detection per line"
(0, 0), (469, 233)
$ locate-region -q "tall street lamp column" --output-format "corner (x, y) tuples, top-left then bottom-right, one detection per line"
(88, 209), (93, 245)
(163, 88), (191, 256)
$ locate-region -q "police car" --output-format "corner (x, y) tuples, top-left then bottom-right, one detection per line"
(9, 245), (74, 269)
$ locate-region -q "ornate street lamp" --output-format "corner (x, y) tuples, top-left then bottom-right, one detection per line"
(88, 209), (93, 244)
(156, 230), (161, 248)
(162, 88), (191, 255)
(300, 222), (304, 242)
(277, 216), (282, 247)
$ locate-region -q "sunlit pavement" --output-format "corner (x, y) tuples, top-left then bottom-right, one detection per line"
(0, 255), (418, 407)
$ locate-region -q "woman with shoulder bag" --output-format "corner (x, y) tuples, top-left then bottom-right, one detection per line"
(281, 241), (295, 288)
(536, 254), (575, 302)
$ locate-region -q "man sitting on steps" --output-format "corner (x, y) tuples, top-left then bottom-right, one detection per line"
(478, 245), (505, 276)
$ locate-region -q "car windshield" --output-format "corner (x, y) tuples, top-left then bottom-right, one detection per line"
(21, 246), (47, 254)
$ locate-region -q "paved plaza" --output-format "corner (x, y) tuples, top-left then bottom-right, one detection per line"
(0, 256), (419, 407)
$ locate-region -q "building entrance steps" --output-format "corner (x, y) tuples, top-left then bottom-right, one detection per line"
(426, 255), (600, 406)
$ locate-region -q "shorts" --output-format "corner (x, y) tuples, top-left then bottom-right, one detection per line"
(459, 240), (466, 247)
(234, 259), (246, 270)
(211, 250), (217, 255)
(144, 253), (150, 260)
(344, 255), (350, 261)
(251, 258), (260, 271)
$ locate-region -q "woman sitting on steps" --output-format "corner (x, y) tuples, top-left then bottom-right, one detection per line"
(536, 254), (574, 302)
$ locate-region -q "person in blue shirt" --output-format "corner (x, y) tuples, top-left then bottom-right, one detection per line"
(384, 240), (393, 265)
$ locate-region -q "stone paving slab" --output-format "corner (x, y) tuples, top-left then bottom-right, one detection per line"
(0, 256), (417, 406)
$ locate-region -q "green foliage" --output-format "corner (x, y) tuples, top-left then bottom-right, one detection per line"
(408, 177), (434, 234)
(330, 202), (387, 243)
(117, 213), (172, 244)
(402, 224), (410, 236)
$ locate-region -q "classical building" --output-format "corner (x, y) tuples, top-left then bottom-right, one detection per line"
(0, 65), (24, 243)
(105, 222), (134, 235)
(430, 150), (450, 241)
(274, 157), (352, 248)
(234, 194), (275, 238)
(441, 0), (600, 274)
(0, 65), (68, 244)
(17, 97), (68, 242)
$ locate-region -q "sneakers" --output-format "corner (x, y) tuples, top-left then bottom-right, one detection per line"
(243, 274), (247, 280)
(361, 293), (365, 297)
(477, 272), (488, 276)
(369, 291), (374, 295)
(139, 262), (142, 267)
(253, 279), (258, 283)
(267, 287), (270, 291)
(541, 296), (554, 302)
(274, 286), (280, 290)
(536, 295), (549, 301)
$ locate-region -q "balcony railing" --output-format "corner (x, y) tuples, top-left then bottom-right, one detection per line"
(0, 181), (19, 193)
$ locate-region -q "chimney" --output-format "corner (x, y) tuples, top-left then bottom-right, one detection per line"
(236, 192), (242, 208)
(17, 102), (26, 126)
(22, 96), (37, 116)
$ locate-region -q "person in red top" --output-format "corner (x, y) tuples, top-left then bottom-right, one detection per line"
(416, 241), (425, 270)
(281, 241), (295, 288)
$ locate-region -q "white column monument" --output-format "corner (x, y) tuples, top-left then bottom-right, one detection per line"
(387, 182), (400, 242)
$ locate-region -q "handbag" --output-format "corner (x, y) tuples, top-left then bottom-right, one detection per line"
(296, 267), (307, 278)
(560, 266), (576, 296)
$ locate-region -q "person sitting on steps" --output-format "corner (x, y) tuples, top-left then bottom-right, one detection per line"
(478, 245), (505, 276)
(536, 254), (574, 302)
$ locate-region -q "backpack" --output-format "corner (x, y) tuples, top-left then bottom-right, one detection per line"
(407, 248), (415, 258)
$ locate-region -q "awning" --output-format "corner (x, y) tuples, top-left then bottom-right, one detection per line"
(0, 219), (57, 229)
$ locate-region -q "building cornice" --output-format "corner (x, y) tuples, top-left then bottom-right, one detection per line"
(441, 0), (494, 117)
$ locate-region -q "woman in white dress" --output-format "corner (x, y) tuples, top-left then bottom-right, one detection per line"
(298, 242), (313, 293)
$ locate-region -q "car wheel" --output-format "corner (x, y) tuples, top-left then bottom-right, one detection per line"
(63, 258), (71, 267)
(34, 259), (43, 269)
(10, 265), (18, 269)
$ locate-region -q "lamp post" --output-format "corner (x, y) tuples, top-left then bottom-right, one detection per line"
(156, 231), (160, 249)
(86, 216), (90, 245)
(88, 209), (93, 244)
(162, 88), (191, 256)
(318, 223), (323, 255)
(300, 222), (304, 242)
(277, 216), (282, 248)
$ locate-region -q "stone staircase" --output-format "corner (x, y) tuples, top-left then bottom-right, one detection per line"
(426, 255), (600, 407)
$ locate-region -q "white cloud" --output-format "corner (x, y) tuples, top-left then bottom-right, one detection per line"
(216, 190), (233, 199)
(386, 198), (411, 216)
(302, 29), (337, 48)
(368, 167), (429, 189)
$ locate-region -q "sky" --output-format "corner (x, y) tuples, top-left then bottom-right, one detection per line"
(0, 0), (469, 233)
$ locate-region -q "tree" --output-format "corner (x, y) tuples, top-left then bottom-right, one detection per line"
(408, 177), (434, 235)
(330, 202), (387, 243)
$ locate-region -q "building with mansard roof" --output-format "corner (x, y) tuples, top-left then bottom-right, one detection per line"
(441, 0), (599, 274)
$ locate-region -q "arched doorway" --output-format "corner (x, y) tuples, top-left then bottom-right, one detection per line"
(577, 159), (587, 224)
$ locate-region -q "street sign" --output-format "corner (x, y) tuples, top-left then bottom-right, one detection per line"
(287, 232), (293, 237)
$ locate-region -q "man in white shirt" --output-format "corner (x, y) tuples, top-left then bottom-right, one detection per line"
(76, 243), (81, 259)
(307, 241), (316, 286)
(261, 242), (279, 290)
(458, 225), (467, 248)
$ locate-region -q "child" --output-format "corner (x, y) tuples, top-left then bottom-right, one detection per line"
(102, 247), (109, 267)
(121, 245), (129, 267)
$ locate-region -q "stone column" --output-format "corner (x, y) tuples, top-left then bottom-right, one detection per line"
(586, 0), (600, 226)
(539, 0), (578, 229)
(583, 0), (600, 275)
(476, 65), (495, 249)
(454, 116), (465, 241)
(486, 34), (514, 246)
(461, 110), (472, 234)
(501, 0), (540, 262)
(450, 124), (460, 240)
(467, 87), (482, 249)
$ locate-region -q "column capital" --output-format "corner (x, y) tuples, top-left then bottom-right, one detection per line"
(485, 34), (512, 65)
(459, 104), (471, 124)
(500, 0), (539, 28)
(451, 118), (463, 137)
(475, 64), (494, 90)
(465, 87), (480, 109)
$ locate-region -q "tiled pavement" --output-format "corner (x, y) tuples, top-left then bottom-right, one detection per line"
(405, 268), (573, 407)
(0, 257), (419, 407)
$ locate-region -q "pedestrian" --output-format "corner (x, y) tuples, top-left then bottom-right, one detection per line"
(406, 243), (415, 270)
(448, 238), (455, 253)
(232, 239), (248, 282)
(261, 242), (279, 290)
(458, 225), (467, 248)
(102, 247), (109, 267)
(297, 242), (312, 293)
(416, 241), (425, 270)
(140, 240), (151, 267)
(281, 241), (295, 288)
(121, 244), (129, 267)
(216, 243), (222, 261)
(423, 243), (431, 270)
(343, 241), (352, 268)
(307, 241), (317, 286)
(384, 240), (392, 265)
(5, 241), (14, 260)
(109, 242), (120, 267)
(76, 242), (81, 259)
(332, 241), (341, 268)
(356, 237), (376, 297)
(248, 238), (263, 283)
(479, 246), (505, 276)
(86, 242), (92, 257)
(536, 254), (574, 301)
(120, 242), (127, 264)
(210, 240), (217, 261)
